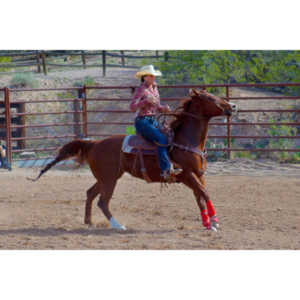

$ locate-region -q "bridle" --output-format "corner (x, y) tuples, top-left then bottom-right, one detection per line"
(155, 95), (228, 123)
(155, 110), (207, 125)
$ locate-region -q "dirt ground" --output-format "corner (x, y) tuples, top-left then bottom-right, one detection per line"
(0, 160), (299, 250)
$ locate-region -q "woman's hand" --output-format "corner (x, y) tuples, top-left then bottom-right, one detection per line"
(162, 105), (171, 113)
(145, 94), (158, 105)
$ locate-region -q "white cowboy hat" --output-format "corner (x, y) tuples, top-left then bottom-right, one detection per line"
(135, 64), (162, 79)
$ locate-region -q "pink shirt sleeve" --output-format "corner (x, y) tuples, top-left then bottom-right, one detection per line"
(129, 86), (149, 112)
(155, 87), (165, 112)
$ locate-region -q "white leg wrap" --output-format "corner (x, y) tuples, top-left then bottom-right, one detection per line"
(109, 217), (126, 230)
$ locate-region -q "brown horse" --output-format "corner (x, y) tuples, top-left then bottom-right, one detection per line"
(29, 88), (236, 231)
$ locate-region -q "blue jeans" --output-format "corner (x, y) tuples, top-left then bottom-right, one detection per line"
(134, 116), (170, 175)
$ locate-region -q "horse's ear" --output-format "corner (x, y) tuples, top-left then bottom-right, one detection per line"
(189, 88), (200, 97)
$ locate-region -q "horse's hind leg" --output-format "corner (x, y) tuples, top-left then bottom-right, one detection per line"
(84, 182), (101, 225)
(97, 180), (126, 230)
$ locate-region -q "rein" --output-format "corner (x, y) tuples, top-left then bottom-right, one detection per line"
(156, 111), (207, 123)
(154, 111), (208, 159)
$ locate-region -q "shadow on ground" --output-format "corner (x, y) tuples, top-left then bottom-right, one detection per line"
(0, 227), (175, 237)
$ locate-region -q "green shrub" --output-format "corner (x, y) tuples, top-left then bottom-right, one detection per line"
(290, 151), (300, 162)
(267, 118), (298, 162)
(206, 140), (227, 161)
(57, 91), (73, 99)
(125, 126), (136, 135)
(73, 76), (96, 87)
(0, 56), (11, 72)
(10, 73), (38, 88)
(232, 151), (256, 159)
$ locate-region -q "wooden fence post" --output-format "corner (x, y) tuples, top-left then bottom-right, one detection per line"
(41, 51), (47, 75)
(226, 86), (231, 159)
(4, 87), (12, 169)
(102, 50), (106, 77)
(36, 51), (41, 73)
(82, 85), (88, 137)
(120, 50), (125, 66)
(81, 51), (86, 69)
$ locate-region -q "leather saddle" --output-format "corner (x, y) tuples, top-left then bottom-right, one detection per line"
(122, 134), (158, 155)
(121, 129), (174, 183)
(122, 122), (174, 155)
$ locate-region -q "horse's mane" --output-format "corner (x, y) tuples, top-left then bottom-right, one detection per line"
(170, 96), (193, 132)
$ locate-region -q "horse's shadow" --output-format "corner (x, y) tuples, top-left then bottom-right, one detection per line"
(0, 227), (175, 237)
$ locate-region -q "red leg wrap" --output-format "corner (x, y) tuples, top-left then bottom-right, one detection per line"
(206, 199), (216, 217)
(200, 209), (210, 229)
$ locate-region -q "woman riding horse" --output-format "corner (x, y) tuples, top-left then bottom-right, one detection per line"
(130, 65), (180, 181)
(29, 85), (237, 231)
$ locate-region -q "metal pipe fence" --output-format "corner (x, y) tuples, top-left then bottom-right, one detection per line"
(0, 83), (299, 168)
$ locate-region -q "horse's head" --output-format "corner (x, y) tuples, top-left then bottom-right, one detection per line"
(187, 88), (237, 118)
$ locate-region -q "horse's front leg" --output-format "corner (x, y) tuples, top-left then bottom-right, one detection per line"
(198, 176), (219, 229)
(177, 171), (217, 231)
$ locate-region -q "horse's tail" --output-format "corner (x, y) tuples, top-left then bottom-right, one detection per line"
(27, 139), (94, 182)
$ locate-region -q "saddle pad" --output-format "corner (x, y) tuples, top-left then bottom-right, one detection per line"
(122, 135), (157, 155)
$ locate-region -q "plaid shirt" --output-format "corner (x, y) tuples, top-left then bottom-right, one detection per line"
(130, 82), (164, 117)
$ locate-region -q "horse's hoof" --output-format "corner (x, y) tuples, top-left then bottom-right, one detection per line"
(204, 223), (218, 232)
(210, 225), (218, 232)
(112, 225), (127, 231)
(109, 217), (126, 231)
(211, 221), (219, 228)
(210, 216), (219, 229)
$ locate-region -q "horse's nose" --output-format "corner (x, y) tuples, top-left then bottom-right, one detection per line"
(228, 102), (237, 112)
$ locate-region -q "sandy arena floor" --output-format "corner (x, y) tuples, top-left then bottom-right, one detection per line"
(0, 160), (299, 250)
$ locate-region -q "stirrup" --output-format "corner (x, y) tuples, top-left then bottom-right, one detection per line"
(161, 170), (177, 183)
(170, 164), (182, 176)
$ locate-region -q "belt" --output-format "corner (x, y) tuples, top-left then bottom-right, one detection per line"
(135, 115), (155, 120)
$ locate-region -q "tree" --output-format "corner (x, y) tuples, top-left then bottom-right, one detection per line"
(152, 50), (300, 95)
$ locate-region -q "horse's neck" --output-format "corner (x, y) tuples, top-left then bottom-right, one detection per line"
(174, 115), (209, 151)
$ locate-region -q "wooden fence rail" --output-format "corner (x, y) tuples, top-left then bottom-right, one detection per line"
(0, 50), (169, 76)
